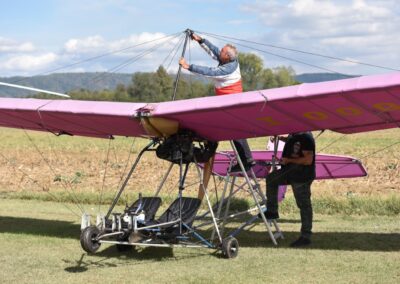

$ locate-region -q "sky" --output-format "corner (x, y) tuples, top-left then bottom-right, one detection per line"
(0, 0), (399, 77)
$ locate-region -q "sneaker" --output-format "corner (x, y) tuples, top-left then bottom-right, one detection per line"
(290, 236), (311, 248)
(258, 211), (279, 220)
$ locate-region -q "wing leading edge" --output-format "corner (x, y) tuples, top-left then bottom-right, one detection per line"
(0, 72), (399, 140)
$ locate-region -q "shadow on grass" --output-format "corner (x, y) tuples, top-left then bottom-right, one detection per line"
(237, 230), (400, 252)
(0, 216), (79, 239)
(1, 216), (399, 253)
(63, 246), (213, 273)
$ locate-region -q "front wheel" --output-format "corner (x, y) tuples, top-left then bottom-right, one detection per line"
(80, 226), (101, 253)
(222, 236), (239, 259)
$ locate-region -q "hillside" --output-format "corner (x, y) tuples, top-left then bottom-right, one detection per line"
(0, 73), (133, 97)
(0, 72), (357, 97)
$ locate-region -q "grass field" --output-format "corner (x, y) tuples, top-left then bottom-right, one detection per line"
(1, 128), (400, 199)
(0, 128), (399, 283)
(0, 199), (399, 284)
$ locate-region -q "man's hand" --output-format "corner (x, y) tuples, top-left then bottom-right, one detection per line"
(191, 33), (202, 42)
(179, 57), (189, 69)
(281, 151), (313, 166)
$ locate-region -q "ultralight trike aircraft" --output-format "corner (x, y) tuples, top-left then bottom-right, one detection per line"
(0, 29), (399, 258)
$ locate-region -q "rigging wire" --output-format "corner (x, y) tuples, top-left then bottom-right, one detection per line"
(197, 30), (400, 72)
(166, 35), (186, 72)
(11, 32), (182, 85)
(188, 38), (194, 98)
(109, 138), (138, 209)
(98, 138), (113, 214)
(202, 32), (345, 75)
(22, 129), (86, 214)
(92, 33), (182, 83)
(160, 34), (185, 68)
(0, 150), (81, 218)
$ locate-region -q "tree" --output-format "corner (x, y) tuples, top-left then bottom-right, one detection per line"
(238, 53), (264, 91)
(239, 52), (298, 91)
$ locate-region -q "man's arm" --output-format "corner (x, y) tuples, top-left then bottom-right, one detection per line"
(189, 61), (238, 78)
(191, 34), (220, 61)
(179, 57), (238, 78)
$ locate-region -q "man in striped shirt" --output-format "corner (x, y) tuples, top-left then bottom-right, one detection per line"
(179, 34), (254, 172)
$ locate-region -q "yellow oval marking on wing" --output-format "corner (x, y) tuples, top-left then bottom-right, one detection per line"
(373, 102), (400, 112)
(303, 111), (328, 120)
(257, 116), (282, 126)
(336, 107), (363, 116)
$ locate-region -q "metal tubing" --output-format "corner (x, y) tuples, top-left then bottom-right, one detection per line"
(154, 162), (174, 197)
(96, 231), (124, 240)
(136, 219), (180, 231)
(172, 29), (191, 101)
(220, 175), (236, 238)
(105, 140), (155, 219)
(99, 240), (208, 248)
(194, 160), (223, 244)
(229, 140), (278, 245)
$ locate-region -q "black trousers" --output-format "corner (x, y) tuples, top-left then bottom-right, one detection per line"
(233, 139), (253, 164)
(266, 169), (313, 239)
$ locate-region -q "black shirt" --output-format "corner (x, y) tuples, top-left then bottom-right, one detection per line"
(281, 132), (316, 182)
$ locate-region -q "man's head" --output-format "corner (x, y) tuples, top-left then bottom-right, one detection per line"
(220, 44), (238, 63)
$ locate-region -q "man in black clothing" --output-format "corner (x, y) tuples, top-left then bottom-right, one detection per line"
(265, 132), (316, 247)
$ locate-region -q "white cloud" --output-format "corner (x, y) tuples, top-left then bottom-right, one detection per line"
(241, 0), (400, 74)
(0, 32), (187, 76)
(63, 32), (175, 55)
(0, 37), (35, 53)
(64, 35), (105, 53)
(0, 53), (57, 72)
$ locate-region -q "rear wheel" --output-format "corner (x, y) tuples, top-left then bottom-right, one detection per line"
(80, 226), (101, 254)
(222, 236), (239, 259)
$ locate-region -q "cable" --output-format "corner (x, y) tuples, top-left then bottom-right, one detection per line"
(98, 138), (112, 214)
(197, 31), (400, 72)
(188, 39), (194, 97)
(166, 35), (186, 72)
(0, 150), (81, 218)
(92, 33), (182, 83)
(161, 34), (185, 67)
(203, 33), (346, 75)
(11, 32), (182, 85)
(22, 129), (86, 214)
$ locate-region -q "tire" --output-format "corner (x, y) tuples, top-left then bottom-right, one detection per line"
(222, 236), (239, 259)
(80, 226), (101, 254)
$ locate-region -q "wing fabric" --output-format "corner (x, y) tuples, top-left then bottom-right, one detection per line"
(211, 151), (367, 180)
(0, 72), (400, 140)
(0, 98), (148, 138)
(152, 72), (400, 140)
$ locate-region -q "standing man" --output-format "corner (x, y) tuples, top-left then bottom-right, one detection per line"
(179, 34), (255, 172)
(265, 132), (316, 247)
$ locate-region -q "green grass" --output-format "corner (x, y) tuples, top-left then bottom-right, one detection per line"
(1, 190), (400, 216)
(0, 199), (399, 283)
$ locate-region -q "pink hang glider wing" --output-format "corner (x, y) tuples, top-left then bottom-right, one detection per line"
(0, 72), (400, 140)
(152, 72), (400, 140)
(211, 151), (367, 180)
(0, 98), (149, 138)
